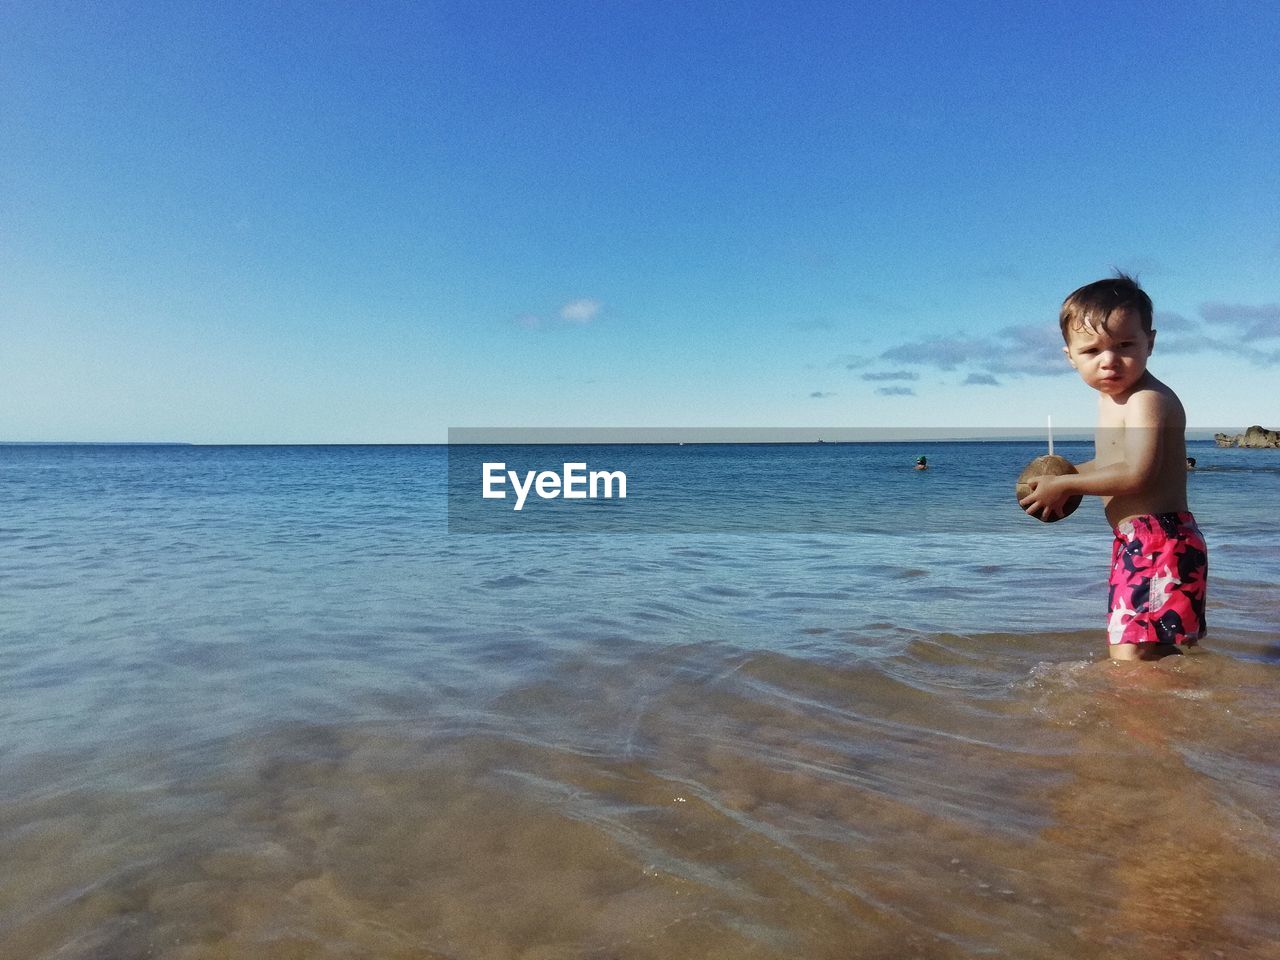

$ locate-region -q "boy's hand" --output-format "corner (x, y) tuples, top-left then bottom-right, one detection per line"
(1019, 475), (1071, 520)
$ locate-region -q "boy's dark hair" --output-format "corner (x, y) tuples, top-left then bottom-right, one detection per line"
(1059, 273), (1153, 343)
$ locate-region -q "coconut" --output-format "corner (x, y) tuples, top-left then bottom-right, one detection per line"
(1015, 454), (1082, 523)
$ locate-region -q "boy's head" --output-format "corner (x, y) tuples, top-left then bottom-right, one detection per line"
(1059, 274), (1153, 343)
(1060, 274), (1156, 397)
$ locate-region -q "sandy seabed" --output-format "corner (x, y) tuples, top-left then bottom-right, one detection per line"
(4, 629), (1280, 960)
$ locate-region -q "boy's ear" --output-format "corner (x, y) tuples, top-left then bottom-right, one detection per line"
(1147, 330), (1156, 354)
(1062, 344), (1076, 368)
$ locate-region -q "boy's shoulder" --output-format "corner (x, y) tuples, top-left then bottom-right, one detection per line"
(1123, 374), (1185, 426)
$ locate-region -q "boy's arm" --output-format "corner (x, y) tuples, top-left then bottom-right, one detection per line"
(1020, 397), (1163, 516)
(1058, 442), (1158, 497)
(1060, 397), (1163, 498)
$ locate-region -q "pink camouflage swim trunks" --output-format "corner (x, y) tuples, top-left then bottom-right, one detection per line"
(1108, 512), (1208, 646)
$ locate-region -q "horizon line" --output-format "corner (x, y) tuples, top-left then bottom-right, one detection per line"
(0, 433), (1239, 447)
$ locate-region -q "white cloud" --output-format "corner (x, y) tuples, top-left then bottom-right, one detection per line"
(1154, 310), (1195, 331)
(831, 354), (873, 370)
(985, 324), (1068, 376)
(820, 297), (1280, 389)
(861, 370), (919, 382)
(1199, 302), (1280, 339)
(876, 325), (1068, 377)
(560, 298), (602, 323)
(881, 337), (988, 371)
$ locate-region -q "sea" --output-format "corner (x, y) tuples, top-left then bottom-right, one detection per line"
(2, 441), (1278, 960)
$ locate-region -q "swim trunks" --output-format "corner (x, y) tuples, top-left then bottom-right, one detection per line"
(1107, 512), (1207, 646)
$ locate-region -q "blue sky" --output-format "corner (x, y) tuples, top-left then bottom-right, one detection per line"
(2, 0), (1276, 442)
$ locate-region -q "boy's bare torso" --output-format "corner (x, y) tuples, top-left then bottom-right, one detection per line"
(1095, 374), (1188, 528)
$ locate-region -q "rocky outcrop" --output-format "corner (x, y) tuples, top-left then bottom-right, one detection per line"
(1214, 425), (1280, 448)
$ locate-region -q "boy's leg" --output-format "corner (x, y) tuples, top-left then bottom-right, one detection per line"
(1109, 642), (1183, 661)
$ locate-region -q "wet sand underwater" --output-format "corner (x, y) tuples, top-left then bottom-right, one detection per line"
(4, 627), (1280, 960)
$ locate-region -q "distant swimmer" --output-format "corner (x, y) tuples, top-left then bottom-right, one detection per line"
(914, 456), (928, 470)
(1186, 457), (1197, 471)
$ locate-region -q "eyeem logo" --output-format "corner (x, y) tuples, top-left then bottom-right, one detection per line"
(482, 462), (628, 511)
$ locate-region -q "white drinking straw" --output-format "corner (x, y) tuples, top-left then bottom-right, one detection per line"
(1048, 415), (1054, 456)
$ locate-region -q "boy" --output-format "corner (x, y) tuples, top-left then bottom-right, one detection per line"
(1019, 275), (1207, 661)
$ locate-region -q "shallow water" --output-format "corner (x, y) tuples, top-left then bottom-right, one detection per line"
(2, 443), (1278, 959)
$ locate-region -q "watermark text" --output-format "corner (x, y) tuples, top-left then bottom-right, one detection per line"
(482, 462), (627, 511)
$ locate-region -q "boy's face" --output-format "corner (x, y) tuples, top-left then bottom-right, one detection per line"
(1062, 309), (1155, 397)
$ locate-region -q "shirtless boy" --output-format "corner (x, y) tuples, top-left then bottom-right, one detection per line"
(1019, 275), (1207, 661)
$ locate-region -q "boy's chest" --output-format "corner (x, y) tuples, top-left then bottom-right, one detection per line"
(1095, 408), (1127, 461)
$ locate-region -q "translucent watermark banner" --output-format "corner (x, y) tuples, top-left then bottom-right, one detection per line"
(444, 427), (1153, 534)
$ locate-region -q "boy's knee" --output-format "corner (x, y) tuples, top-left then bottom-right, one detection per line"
(1109, 643), (1183, 661)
